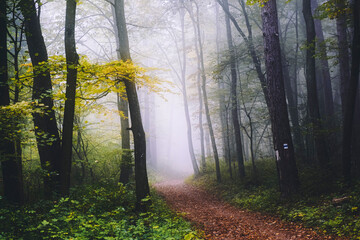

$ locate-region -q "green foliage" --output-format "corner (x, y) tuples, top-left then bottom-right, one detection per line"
(191, 159), (360, 239)
(0, 183), (201, 239)
(314, 0), (351, 20)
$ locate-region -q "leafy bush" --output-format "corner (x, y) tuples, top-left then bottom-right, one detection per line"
(0, 183), (202, 239)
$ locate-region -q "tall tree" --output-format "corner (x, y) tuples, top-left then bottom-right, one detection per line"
(156, 12), (200, 175)
(279, 0), (306, 158)
(61, 0), (79, 195)
(110, 2), (132, 184)
(187, 1), (221, 181)
(7, 0), (25, 168)
(113, 0), (150, 209)
(222, 0), (245, 178)
(342, 0), (360, 184)
(303, 0), (330, 166)
(261, 0), (299, 197)
(179, 2), (200, 175)
(0, 0), (24, 204)
(190, 18), (206, 171)
(20, 0), (62, 197)
(117, 93), (132, 184)
(196, 57), (206, 170)
(217, 0), (271, 109)
(335, 0), (351, 114)
(311, 0), (334, 119)
(215, 3), (232, 178)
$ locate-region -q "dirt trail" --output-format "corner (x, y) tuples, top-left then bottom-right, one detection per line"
(154, 180), (347, 240)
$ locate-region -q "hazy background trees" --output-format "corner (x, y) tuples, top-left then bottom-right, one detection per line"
(1, 0), (359, 204)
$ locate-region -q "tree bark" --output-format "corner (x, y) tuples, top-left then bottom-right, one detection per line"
(111, 1), (132, 184)
(342, 0), (360, 184)
(179, 4), (200, 175)
(61, 0), (79, 196)
(117, 92), (132, 184)
(261, 0), (300, 197)
(281, 51), (306, 158)
(189, 2), (221, 182)
(20, 0), (62, 197)
(193, 27), (206, 171)
(0, 1), (24, 204)
(302, 0), (330, 166)
(223, 0), (245, 178)
(336, 0), (351, 115)
(311, 0), (335, 119)
(114, 0), (150, 209)
(217, 0), (271, 109)
(215, 4), (232, 178)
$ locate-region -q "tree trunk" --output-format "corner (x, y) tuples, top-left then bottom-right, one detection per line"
(117, 92), (132, 184)
(302, 0), (330, 166)
(179, 5), (200, 176)
(336, 0), (351, 115)
(261, 0), (300, 197)
(194, 32), (206, 171)
(20, 0), (62, 197)
(114, 0), (150, 209)
(217, 0), (271, 109)
(0, 1), (24, 204)
(150, 93), (157, 168)
(223, 0), (245, 178)
(189, 2), (221, 182)
(215, 3), (232, 178)
(281, 52), (306, 158)
(111, 2), (132, 184)
(61, 0), (79, 196)
(311, 0), (335, 119)
(342, 0), (360, 184)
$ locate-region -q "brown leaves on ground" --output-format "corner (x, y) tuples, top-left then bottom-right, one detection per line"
(154, 180), (348, 240)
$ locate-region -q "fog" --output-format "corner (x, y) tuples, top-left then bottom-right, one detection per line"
(35, 0), (313, 179)
(150, 93), (194, 177)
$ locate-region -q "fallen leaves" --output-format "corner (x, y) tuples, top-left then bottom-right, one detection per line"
(154, 180), (349, 240)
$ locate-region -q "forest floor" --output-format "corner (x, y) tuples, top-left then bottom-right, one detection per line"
(154, 180), (349, 240)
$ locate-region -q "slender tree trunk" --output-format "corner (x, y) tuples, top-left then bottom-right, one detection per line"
(179, 5), (200, 175)
(303, 0), (330, 166)
(336, 0), (351, 115)
(117, 93), (132, 184)
(342, 0), (360, 184)
(114, 0), (150, 209)
(261, 0), (300, 197)
(311, 0), (335, 119)
(217, 0), (271, 109)
(278, 2), (305, 158)
(205, 128), (212, 159)
(0, 1), (24, 204)
(189, 2), (221, 182)
(10, 21), (24, 171)
(61, 0), (79, 196)
(111, 2), (132, 184)
(150, 94), (157, 168)
(215, 4), (232, 178)
(20, 0), (62, 197)
(223, 0), (245, 178)
(144, 88), (151, 166)
(281, 52), (306, 158)
(194, 32), (206, 170)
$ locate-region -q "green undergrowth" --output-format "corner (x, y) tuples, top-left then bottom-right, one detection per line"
(189, 159), (360, 239)
(0, 182), (202, 239)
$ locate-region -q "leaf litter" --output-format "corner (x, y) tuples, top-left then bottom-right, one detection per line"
(155, 180), (348, 240)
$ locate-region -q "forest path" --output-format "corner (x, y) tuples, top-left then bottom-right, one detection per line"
(154, 180), (346, 240)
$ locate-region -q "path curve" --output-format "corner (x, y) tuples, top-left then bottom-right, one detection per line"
(154, 180), (347, 240)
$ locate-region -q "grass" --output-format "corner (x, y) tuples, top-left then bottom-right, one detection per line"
(0, 182), (202, 239)
(189, 159), (360, 239)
